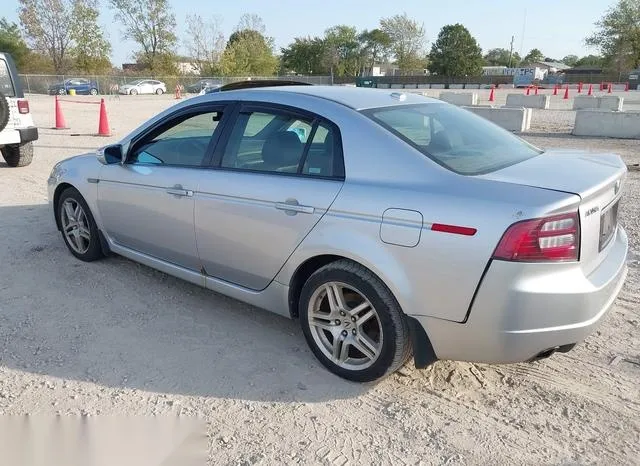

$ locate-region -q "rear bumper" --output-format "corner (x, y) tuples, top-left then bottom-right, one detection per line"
(413, 225), (628, 364)
(0, 126), (38, 145)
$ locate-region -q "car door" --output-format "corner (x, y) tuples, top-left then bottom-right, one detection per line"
(194, 103), (345, 290)
(75, 78), (89, 94)
(139, 80), (154, 94)
(97, 104), (228, 271)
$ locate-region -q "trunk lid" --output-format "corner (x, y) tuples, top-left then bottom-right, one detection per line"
(479, 149), (627, 275)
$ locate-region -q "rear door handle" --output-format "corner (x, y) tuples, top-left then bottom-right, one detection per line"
(166, 186), (193, 197)
(275, 200), (315, 215)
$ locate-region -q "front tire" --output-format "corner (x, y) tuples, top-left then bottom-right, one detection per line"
(90, 88), (98, 95)
(299, 260), (412, 382)
(130, 89), (138, 95)
(58, 88), (67, 95)
(56, 187), (104, 262)
(1, 142), (33, 167)
(155, 88), (164, 95)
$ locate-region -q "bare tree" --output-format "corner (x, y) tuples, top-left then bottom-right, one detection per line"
(185, 14), (225, 75)
(235, 13), (266, 34)
(18, 0), (74, 73)
(380, 13), (427, 72)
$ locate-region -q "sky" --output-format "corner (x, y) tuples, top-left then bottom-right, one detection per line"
(5, 0), (615, 68)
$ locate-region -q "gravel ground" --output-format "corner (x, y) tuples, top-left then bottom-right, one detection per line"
(0, 94), (638, 465)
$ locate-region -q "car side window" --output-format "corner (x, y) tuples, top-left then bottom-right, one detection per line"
(221, 110), (312, 174)
(129, 110), (224, 167)
(301, 122), (339, 177)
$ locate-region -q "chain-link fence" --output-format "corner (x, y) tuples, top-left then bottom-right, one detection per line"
(18, 74), (333, 95)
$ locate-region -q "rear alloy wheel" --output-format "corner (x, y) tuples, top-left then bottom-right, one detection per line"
(58, 88), (66, 95)
(56, 187), (103, 262)
(299, 260), (412, 382)
(1, 142), (33, 167)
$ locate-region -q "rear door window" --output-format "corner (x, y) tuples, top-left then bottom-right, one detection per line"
(363, 103), (542, 175)
(0, 59), (16, 97)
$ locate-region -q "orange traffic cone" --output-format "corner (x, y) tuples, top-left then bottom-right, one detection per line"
(53, 95), (68, 130)
(587, 84), (593, 96)
(608, 83), (613, 94)
(526, 86), (530, 95)
(625, 81), (630, 92)
(489, 85), (495, 102)
(563, 85), (569, 100)
(175, 84), (182, 99)
(578, 82), (583, 94)
(97, 98), (111, 137)
(553, 84), (558, 96)
(534, 86), (538, 95)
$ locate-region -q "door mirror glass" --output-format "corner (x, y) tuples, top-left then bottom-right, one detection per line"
(97, 144), (123, 164)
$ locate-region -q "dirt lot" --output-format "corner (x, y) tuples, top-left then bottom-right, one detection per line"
(0, 94), (639, 465)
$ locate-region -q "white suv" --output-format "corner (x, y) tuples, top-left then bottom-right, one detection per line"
(0, 52), (38, 167)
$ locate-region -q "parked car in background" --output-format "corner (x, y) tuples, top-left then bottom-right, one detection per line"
(187, 79), (221, 94)
(48, 78), (99, 95)
(0, 52), (37, 167)
(119, 79), (166, 95)
(47, 85), (628, 383)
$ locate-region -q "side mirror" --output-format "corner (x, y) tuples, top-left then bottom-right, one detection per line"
(97, 144), (123, 165)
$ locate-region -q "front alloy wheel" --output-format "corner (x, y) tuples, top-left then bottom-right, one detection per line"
(300, 260), (412, 382)
(56, 187), (104, 262)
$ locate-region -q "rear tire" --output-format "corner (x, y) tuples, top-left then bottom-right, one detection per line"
(1, 142), (33, 167)
(0, 91), (9, 132)
(58, 88), (66, 95)
(55, 187), (104, 262)
(299, 260), (412, 382)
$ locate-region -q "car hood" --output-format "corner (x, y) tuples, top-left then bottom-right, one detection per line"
(478, 149), (627, 200)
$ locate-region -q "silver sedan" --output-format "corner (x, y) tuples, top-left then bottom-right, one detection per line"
(47, 86), (628, 382)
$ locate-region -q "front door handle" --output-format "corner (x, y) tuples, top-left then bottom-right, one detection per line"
(275, 200), (315, 215)
(166, 185), (193, 197)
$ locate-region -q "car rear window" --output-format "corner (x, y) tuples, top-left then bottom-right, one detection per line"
(0, 59), (16, 97)
(363, 103), (542, 175)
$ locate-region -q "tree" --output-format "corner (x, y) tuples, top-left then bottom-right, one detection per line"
(18, 0), (74, 73)
(561, 54), (579, 66)
(523, 48), (545, 64)
(69, 0), (111, 74)
(219, 16), (277, 76)
(281, 37), (328, 75)
(484, 48), (521, 67)
(108, 0), (177, 72)
(380, 13), (427, 72)
(0, 18), (31, 70)
(185, 14), (225, 76)
(428, 24), (483, 78)
(324, 25), (362, 77)
(586, 0), (640, 71)
(575, 54), (605, 67)
(359, 28), (392, 71)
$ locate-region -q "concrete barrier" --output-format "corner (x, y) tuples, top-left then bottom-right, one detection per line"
(390, 83), (404, 89)
(573, 110), (640, 139)
(465, 83), (481, 89)
(431, 84), (445, 89)
(505, 94), (550, 109)
(439, 92), (478, 106)
(417, 84), (430, 89)
(449, 84), (464, 89)
(463, 106), (532, 132)
(573, 95), (624, 111)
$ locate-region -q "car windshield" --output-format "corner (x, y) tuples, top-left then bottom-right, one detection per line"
(363, 103), (543, 175)
(0, 59), (16, 97)
(128, 79), (144, 85)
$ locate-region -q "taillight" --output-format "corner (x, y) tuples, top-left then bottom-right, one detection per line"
(493, 212), (580, 262)
(17, 100), (30, 114)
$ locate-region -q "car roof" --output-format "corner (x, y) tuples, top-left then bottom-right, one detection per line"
(231, 85), (436, 110)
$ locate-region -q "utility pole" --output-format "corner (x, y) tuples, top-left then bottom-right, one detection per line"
(508, 35), (515, 68)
